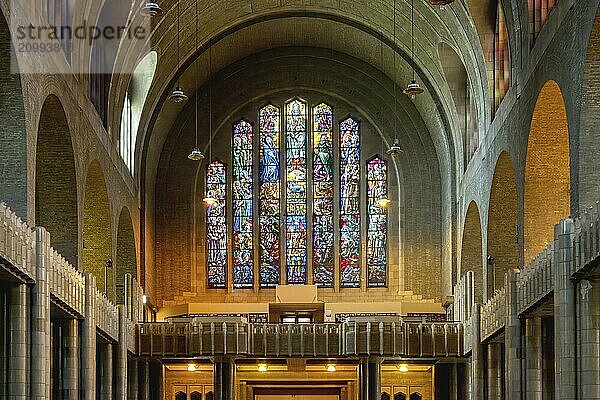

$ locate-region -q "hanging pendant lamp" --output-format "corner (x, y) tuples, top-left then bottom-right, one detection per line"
(427, 0), (455, 10)
(140, 1), (162, 17)
(404, 0), (424, 100)
(188, 0), (204, 161)
(203, 50), (217, 206)
(169, 1), (188, 103)
(387, 0), (404, 159)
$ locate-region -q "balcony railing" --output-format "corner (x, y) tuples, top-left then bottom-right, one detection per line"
(480, 287), (506, 341)
(95, 289), (120, 341)
(0, 203), (35, 282)
(48, 248), (85, 316)
(517, 244), (554, 314)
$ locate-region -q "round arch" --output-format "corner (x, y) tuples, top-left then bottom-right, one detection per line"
(524, 80), (570, 264)
(116, 206), (137, 304)
(82, 160), (113, 298)
(35, 95), (78, 266)
(461, 201), (484, 304)
(487, 151), (518, 296)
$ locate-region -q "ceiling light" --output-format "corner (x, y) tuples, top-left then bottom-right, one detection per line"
(203, 196), (217, 206)
(377, 198), (391, 208)
(399, 364), (409, 373)
(387, 138), (404, 158)
(327, 364), (337, 372)
(257, 364), (268, 372)
(403, 80), (424, 100)
(141, 294), (148, 304)
(427, 0), (455, 9)
(140, 1), (162, 17)
(188, 148), (205, 161)
(187, 364), (197, 372)
(169, 87), (188, 103)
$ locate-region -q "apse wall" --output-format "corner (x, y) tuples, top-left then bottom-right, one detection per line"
(153, 49), (444, 305)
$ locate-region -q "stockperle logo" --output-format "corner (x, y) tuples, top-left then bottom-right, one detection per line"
(9, 1), (153, 75)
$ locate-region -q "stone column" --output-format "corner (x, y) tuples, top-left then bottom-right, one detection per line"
(525, 317), (542, 400)
(100, 343), (113, 400)
(470, 305), (484, 400)
(359, 357), (382, 400)
(140, 360), (150, 400)
(554, 219), (576, 399)
(116, 306), (128, 400)
(8, 283), (28, 398)
(486, 342), (504, 400)
(127, 358), (138, 400)
(504, 270), (522, 400)
(31, 227), (51, 399)
(82, 273), (97, 399)
(214, 357), (235, 400)
(578, 279), (599, 399)
(62, 319), (79, 399)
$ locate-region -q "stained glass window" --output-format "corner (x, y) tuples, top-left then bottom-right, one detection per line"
(206, 161), (227, 289)
(312, 103), (334, 287)
(339, 118), (361, 288)
(259, 105), (281, 287)
(285, 100), (308, 285)
(367, 157), (388, 287)
(232, 120), (254, 289)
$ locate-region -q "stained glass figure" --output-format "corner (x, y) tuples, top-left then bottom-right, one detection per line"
(339, 118), (361, 288)
(285, 100), (308, 285)
(206, 161), (227, 289)
(367, 157), (388, 287)
(232, 120), (254, 289)
(259, 105), (281, 287)
(312, 103), (334, 287)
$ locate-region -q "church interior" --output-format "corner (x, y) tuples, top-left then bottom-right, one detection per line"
(0, 0), (599, 398)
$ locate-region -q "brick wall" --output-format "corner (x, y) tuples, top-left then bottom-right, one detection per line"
(461, 201), (484, 304)
(116, 207), (137, 304)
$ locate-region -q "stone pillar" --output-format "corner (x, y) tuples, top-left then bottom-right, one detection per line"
(486, 343), (504, 400)
(140, 360), (150, 400)
(554, 219), (576, 399)
(82, 273), (97, 399)
(31, 227), (51, 399)
(127, 358), (138, 400)
(0, 285), (6, 398)
(214, 357), (235, 400)
(359, 357), (382, 400)
(62, 319), (79, 399)
(116, 306), (128, 400)
(525, 317), (542, 400)
(470, 305), (484, 400)
(504, 270), (522, 400)
(578, 279), (599, 399)
(100, 343), (113, 400)
(8, 283), (28, 398)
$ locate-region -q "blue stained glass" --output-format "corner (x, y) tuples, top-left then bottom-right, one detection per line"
(339, 118), (361, 288)
(233, 120), (254, 289)
(206, 161), (227, 289)
(367, 157), (388, 287)
(259, 105), (281, 287)
(313, 103), (334, 287)
(286, 100), (308, 284)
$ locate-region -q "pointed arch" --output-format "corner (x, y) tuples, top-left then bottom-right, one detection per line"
(83, 161), (113, 297)
(524, 81), (570, 264)
(116, 207), (137, 304)
(461, 201), (484, 304)
(36, 95), (78, 266)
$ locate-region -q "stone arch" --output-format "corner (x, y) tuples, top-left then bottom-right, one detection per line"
(82, 160), (113, 298)
(0, 9), (27, 218)
(579, 6), (600, 211)
(487, 151), (518, 296)
(461, 201), (484, 304)
(116, 207), (137, 304)
(35, 95), (78, 266)
(524, 80), (570, 264)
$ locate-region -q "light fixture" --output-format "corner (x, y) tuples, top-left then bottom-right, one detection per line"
(170, 0), (187, 103)
(203, 196), (217, 206)
(398, 364), (409, 373)
(404, 0), (424, 100)
(387, 138), (404, 158)
(140, 1), (162, 17)
(141, 294), (148, 304)
(326, 364), (337, 372)
(187, 364), (197, 372)
(257, 364), (268, 372)
(188, 0), (204, 161)
(203, 48), (216, 207)
(377, 198), (392, 208)
(427, 0), (455, 10)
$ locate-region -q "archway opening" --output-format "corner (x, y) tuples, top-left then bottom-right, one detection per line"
(524, 80), (570, 264)
(82, 161), (113, 298)
(0, 10), (27, 218)
(116, 207), (137, 304)
(461, 201), (483, 304)
(487, 151), (518, 295)
(35, 95), (78, 266)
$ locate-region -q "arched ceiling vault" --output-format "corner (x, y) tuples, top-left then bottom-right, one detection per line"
(106, 1), (489, 194)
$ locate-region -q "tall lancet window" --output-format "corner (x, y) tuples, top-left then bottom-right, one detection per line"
(367, 157), (388, 287)
(312, 103), (335, 287)
(232, 120), (254, 288)
(339, 118), (361, 288)
(206, 161), (227, 289)
(259, 105), (281, 287)
(285, 100), (308, 284)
